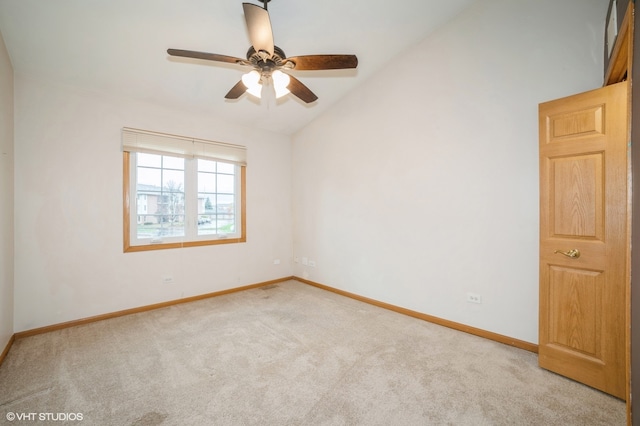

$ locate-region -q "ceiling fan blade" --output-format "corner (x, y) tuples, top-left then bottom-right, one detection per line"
(287, 74), (318, 103)
(168, 49), (246, 65)
(285, 55), (358, 71)
(225, 80), (248, 99)
(242, 3), (274, 58)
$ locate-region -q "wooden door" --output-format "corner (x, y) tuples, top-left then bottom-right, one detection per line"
(539, 81), (629, 400)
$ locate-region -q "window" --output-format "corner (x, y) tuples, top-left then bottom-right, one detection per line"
(123, 128), (246, 252)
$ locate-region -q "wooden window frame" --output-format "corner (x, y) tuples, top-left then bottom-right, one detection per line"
(123, 151), (246, 252)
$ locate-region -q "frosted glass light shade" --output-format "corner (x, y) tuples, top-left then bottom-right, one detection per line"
(242, 70), (263, 98)
(272, 70), (290, 98)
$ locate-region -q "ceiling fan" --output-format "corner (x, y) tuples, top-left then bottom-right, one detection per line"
(167, 0), (358, 104)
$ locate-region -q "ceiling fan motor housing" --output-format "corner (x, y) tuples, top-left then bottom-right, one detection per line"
(246, 45), (285, 76)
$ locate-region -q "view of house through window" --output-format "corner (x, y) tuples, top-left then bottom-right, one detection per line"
(131, 152), (241, 244)
(136, 153), (186, 240)
(196, 158), (237, 236)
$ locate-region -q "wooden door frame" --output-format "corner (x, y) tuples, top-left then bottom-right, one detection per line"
(605, 1), (633, 423)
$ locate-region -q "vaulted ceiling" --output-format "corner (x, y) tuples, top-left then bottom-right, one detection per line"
(0, 0), (476, 135)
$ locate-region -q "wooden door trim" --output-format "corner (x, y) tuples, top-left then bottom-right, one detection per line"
(605, 2), (634, 86)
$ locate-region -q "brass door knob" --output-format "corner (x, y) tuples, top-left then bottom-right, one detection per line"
(554, 249), (580, 259)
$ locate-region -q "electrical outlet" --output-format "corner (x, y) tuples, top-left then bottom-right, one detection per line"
(162, 276), (174, 284)
(273, 259), (281, 265)
(467, 293), (482, 304)
(308, 260), (316, 267)
(302, 257), (308, 266)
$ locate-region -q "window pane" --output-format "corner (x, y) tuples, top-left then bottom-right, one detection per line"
(152, 190), (185, 238)
(158, 192), (184, 219)
(163, 156), (184, 170)
(196, 161), (237, 236)
(217, 162), (235, 174)
(197, 213), (215, 235)
(217, 194), (234, 213)
(217, 174), (235, 194)
(137, 153), (161, 167)
(200, 195), (214, 213)
(137, 167), (161, 187)
(215, 194), (236, 234)
(163, 170), (185, 190)
(217, 219), (235, 234)
(198, 159), (216, 172)
(140, 215), (186, 239)
(135, 153), (186, 240)
(215, 192), (235, 234)
(198, 172), (216, 193)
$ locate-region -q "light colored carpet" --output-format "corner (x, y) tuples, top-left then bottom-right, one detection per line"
(0, 280), (625, 425)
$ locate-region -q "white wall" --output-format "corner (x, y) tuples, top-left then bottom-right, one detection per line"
(292, 0), (607, 344)
(0, 30), (14, 347)
(13, 76), (293, 332)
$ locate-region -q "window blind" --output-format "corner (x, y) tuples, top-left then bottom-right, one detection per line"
(122, 127), (247, 165)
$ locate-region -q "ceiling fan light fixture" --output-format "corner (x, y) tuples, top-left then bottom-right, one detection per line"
(242, 70), (263, 98)
(272, 70), (290, 99)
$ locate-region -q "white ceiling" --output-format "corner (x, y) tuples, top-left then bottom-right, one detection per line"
(0, 0), (476, 135)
